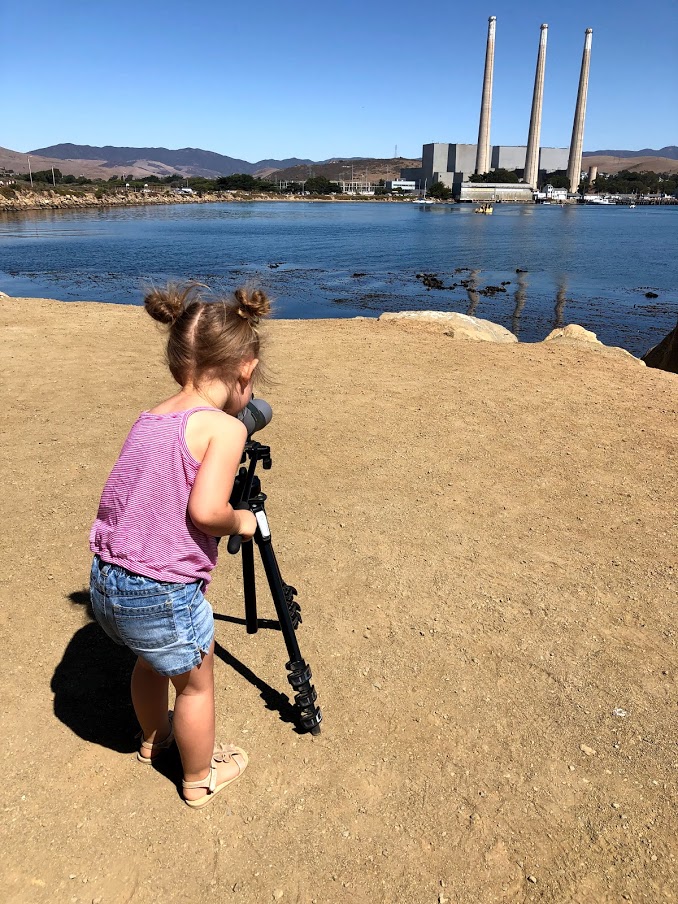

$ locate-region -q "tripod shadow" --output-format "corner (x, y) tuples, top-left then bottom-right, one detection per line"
(214, 612), (281, 631)
(51, 591), (303, 760)
(213, 609), (300, 732)
(213, 637), (301, 731)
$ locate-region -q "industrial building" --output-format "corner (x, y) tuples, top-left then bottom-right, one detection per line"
(403, 18), (593, 200)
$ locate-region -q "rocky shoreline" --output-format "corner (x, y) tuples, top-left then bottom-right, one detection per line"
(0, 189), (408, 212)
(0, 293), (660, 366)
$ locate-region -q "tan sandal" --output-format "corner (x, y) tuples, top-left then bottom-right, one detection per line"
(136, 712), (174, 764)
(182, 743), (249, 809)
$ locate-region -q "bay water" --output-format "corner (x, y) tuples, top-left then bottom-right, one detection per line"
(0, 200), (676, 356)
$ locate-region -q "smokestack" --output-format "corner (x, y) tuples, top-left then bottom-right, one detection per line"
(524, 24), (548, 188)
(567, 28), (593, 194)
(588, 165), (598, 184)
(475, 16), (496, 175)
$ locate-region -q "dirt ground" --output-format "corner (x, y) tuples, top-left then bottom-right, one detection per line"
(0, 297), (676, 904)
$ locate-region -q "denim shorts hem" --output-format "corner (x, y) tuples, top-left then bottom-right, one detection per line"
(160, 646), (210, 677)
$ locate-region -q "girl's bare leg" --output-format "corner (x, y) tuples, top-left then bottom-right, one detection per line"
(171, 641), (242, 801)
(131, 656), (171, 749)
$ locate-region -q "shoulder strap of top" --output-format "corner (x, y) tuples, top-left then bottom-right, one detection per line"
(179, 407), (222, 466)
(180, 405), (222, 430)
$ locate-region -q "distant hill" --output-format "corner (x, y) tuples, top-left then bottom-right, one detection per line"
(268, 158), (422, 183)
(29, 144), (313, 178)
(3, 142), (676, 182)
(584, 146), (678, 160)
(580, 155), (678, 175)
(0, 146), (118, 180)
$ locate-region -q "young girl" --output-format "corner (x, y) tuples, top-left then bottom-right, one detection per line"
(89, 282), (270, 808)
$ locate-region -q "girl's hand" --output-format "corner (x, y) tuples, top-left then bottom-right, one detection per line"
(237, 509), (257, 542)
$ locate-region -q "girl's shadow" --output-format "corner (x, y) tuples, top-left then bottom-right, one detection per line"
(52, 591), (301, 757)
(52, 592), (138, 752)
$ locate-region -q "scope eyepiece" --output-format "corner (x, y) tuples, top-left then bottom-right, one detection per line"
(237, 398), (272, 436)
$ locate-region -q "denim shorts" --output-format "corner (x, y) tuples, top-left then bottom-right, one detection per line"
(89, 556), (215, 676)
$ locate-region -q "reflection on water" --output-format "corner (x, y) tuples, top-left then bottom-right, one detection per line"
(554, 278), (567, 328)
(0, 202), (676, 355)
(512, 270), (528, 338)
(466, 269), (481, 316)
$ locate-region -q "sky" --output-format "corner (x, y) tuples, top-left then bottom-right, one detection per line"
(3, 0), (676, 163)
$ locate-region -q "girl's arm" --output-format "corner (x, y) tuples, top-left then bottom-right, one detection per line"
(187, 416), (256, 538)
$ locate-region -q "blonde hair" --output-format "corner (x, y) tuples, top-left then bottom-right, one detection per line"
(144, 282), (271, 387)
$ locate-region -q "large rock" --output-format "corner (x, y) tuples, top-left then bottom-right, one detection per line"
(544, 324), (600, 343)
(543, 323), (644, 365)
(642, 318), (678, 374)
(378, 311), (518, 343)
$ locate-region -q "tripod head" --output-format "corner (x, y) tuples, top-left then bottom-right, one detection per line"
(227, 397), (273, 554)
(227, 441), (272, 554)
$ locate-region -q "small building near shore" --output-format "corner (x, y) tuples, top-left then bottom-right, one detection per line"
(534, 183), (568, 202)
(385, 180), (416, 193)
(457, 182), (535, 203)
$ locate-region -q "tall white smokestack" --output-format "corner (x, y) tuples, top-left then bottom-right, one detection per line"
(475, 16), (496, 175)
(567, 28), (593, 194)
(524, 23), (548, 189)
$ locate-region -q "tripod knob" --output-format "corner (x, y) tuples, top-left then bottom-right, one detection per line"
(227, 534), (242, 555)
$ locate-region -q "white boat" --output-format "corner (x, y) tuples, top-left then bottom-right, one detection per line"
(629, 203), (636, 208)
(585, 195), (615, 205)
(412, 179), (435, 205)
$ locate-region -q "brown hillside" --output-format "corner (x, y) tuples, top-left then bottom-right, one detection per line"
(263, 158), (421, 183)
(0, 147), (182, 180)
(582, 155), (678, 175)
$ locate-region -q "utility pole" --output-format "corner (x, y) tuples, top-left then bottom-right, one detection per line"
(51, 166), (56, 187)
(27, 156), (33, 188)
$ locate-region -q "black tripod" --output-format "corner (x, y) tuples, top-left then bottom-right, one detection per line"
(226, 441), (322, 735)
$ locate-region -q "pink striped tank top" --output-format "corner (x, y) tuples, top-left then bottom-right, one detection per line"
(89, 407), (219, 587)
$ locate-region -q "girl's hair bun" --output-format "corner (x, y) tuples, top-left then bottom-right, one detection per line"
(233, 287), (272, 326)
(144, 282), (203, 325)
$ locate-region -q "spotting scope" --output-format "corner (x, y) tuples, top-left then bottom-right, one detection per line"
(237, 398), (272, 436)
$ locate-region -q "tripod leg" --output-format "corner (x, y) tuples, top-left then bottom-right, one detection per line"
(255, 532), (322, 735)
(241, 539), (258, 634)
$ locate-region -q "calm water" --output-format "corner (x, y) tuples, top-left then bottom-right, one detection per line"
(0, 201), (676, 355)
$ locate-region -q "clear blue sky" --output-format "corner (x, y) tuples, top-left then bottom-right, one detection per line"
(3, 0), (676, 162)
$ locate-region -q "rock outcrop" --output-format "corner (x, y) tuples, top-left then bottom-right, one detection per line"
(642, 318), (678, 374)
(378, 311), (518, 343)
(0, 189), (283, 212)
(543, 323), (644, 365)
(544, 324), (599, 343)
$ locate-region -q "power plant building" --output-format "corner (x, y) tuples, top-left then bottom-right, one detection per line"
(403, 17), (592, 200)
(413, 142), (568, 193)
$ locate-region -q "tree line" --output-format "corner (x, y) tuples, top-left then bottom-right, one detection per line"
(12, 166), (674, 198)
(10, 170), (346, 195)
(468, 167), (677, 195)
